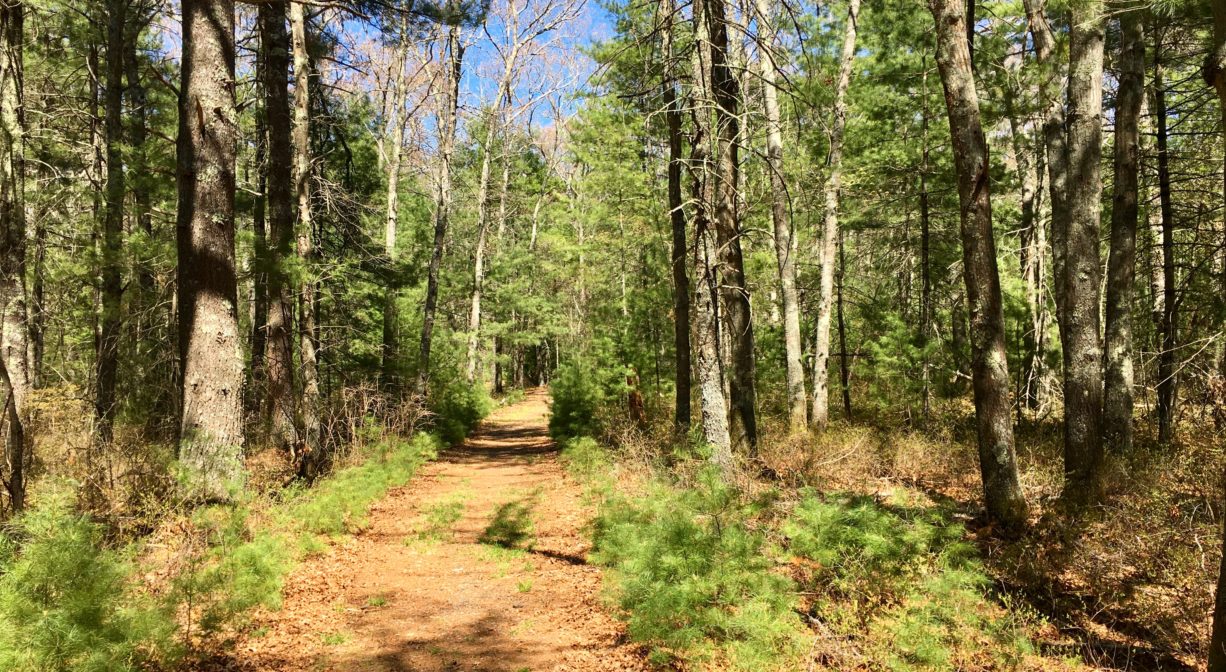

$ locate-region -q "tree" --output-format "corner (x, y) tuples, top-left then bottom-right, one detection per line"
(96, 0), (125, 447)
(704, 0), (757, 451)
(812, 0), (860, 430)
(291, 0), (320, 461)
(258, 0), (298, 450)
(418, 24), (464, 394)
(0, 0), (28, 512)
(755, 0), (805, 431)
(659, 0), (691, 432)
(176, 0), (245, 500)
(1060, 0), (1105, 498)
(927, 0), (1029, 529)
(1103, 9), (1143, 453)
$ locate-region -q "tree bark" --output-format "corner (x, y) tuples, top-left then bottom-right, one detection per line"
(0, 0), (27, 513)
(259, 0), (297, 450)
(1061, 0), (1105, 499)
(176, 0), (245, 500)
(812, 0), (860, 430)
(417, 26), (463, 394)
(1153, 33), (1177, 445)
(690, 0), (731, 474)
(291, 0), (320, 459)
(927, 0), (1029, 529)
(660, 0), (691, 431)
(1103, 10), (1143, 453)
(1021, 0), (1070, 337)
(96, 0), (125, 446)
(920, 57), (932, 418)
(754, 0), (804, 430)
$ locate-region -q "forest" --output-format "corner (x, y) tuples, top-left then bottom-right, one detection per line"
(0, 0), (1224, 666)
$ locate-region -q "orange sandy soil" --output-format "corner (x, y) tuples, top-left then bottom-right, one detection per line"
(205, 390), (649, 672)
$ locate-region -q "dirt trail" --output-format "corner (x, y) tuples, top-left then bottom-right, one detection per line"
(229, 389), (646, 671)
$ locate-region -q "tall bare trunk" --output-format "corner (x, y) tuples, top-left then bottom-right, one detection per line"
(259, 0), (297, 450)
(812, 0), (860, 430)
(1153, 32), (1177, 445)
(691, 0), (731, 473)
(1061, 0), (1105, 499)
(928, 0), (1029, 529)
(660, 0), (691, 431)
(291, 0), (319, 457)
(382, 33), (408, 390)
(418, 27), (462, 394)
(96, 0), (125, 446)
(0, 0), (27, 513)
(754, 0), (804, 430)
(1103, 10), (1143, 453)
(176, 0), (244, 500)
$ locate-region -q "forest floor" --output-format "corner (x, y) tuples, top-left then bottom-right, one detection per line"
(213, 389), (647, 672)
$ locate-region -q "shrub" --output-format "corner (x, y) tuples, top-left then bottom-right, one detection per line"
(0, 488), (176, 672)
(559, 436), (611, 482)
(591, 470), (804, 670)
(784, 491), (1033, 670)
(429, 376), (491, 444)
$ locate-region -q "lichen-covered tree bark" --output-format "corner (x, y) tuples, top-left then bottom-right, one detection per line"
(812, 0), (859, 430)
(754, 0), (805, 431)
(927, 0), (1029, 529)
(258, 0), (298, 450)
(690, 0), (731, 473)
(0, 0), (29, 512)
(176, 0), (245, 500)
(1061, 0), (1105, 498)
(291, 0), (320, 459)
(1104, 10), (1143, 453)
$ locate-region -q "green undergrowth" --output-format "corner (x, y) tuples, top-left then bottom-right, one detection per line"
(0, 431), (445, 671)
(559, 436), (1055, 672)
(785, 491), (1042, 671)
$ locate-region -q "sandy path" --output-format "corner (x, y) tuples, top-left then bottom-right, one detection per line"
(224, 389), (646, 672)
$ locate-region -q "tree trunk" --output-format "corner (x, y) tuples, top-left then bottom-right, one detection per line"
(754, 0), (805, 430)
(1021, 0), (1070, 336)
(836, 230), (851, 419)
(1061, 0), (1105, 499)
(176, 0), (244, 501)
(259, 0), (297, 450)
(0, 0), (27, 513)
(1153, 33), (1177, 445)
(812, 0), (860, 430)
(466, 42), (521, 384)
(1103, 10), (1143, 453)
(291, 0), (320, 459)
(927, 0), (1029, 529)
(417, 26), (462, 395)
(96, 0), (125, 447)
(249, 69), (267, 416)
(690, 0), (731, 474)
(382, 32), (408, 390)
(701, 0), (757, 453)
(660, 0), (691, 431)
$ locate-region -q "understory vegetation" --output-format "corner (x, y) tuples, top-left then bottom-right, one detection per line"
(0, 423), (454, 671)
